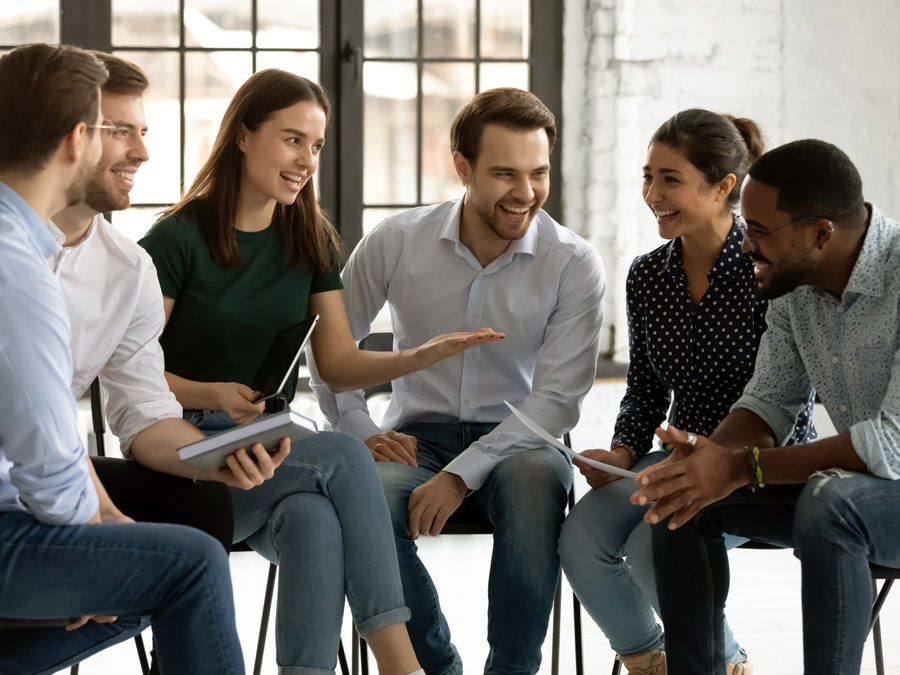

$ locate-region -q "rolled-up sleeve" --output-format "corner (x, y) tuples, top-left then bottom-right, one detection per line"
(731, 298), (813, 445)
(103, 262), (182, 456)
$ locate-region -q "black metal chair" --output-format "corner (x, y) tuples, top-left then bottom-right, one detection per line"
(353, 333), (584, 675)
(0, 380), (150, 675)
(608, 541), (899, 674)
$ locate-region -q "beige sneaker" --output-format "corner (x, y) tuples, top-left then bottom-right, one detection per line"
(727, 658), (754, 675)
(616, 648), (667, 675)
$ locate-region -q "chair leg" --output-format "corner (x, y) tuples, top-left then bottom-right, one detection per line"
(254, 563), (277, 675)
(352, 626), (360, 675)
(551, 572), (562, 675)
(874, 615), (885, 675)
(359, 632), (369, 675)
(134, 633), (150, 675)
(70, 665), (79, 675)
(573, 593), (584, 675)
(611, 655), (622, 675)
(338, 638), (351, 675)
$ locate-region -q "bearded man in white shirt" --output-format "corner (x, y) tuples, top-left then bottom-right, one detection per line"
(312, 88), (606, 675)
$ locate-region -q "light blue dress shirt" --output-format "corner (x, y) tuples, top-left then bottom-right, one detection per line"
(311, 198), (606, 489)
(733, 205), (900, 479)
(0, 181), (97, 525)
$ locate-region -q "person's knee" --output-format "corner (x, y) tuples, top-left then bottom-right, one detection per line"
(492, 450), (571, 504)
(794, 470), (861, 548)
(375, 462), (417, 537)
(315, 431), (372, 465)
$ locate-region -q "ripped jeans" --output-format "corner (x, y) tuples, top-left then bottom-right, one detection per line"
(652, 471), (900, 674)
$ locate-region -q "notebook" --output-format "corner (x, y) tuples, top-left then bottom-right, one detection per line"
(250, 314), (319, 404)
(178, 410), (317, 471)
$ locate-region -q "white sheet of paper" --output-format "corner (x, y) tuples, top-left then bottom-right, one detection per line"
(504, 401), (638, 479)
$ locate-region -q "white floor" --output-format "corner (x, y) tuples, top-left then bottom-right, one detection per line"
(71, 380), (900, 674)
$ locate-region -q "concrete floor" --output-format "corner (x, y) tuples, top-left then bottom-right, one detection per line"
(70, 380), (900, 674)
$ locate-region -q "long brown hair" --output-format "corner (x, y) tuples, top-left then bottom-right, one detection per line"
(165, 69), (340, 272)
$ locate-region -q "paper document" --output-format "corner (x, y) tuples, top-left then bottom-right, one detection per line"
(503, 401), (638, 479)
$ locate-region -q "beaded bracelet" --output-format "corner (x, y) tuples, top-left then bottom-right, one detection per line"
(744, 446), (765, 492)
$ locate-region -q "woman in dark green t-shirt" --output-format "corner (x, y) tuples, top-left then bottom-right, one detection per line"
(139, 69), (500, 675)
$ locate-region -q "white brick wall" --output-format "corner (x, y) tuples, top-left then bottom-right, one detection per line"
(563, 0), (900, 361)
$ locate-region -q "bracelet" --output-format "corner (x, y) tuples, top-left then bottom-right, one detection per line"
(744, 446), (765, 492)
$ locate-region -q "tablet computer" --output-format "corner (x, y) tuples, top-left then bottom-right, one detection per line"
(178, 410), (317, 471)
(250, 314), (319, 404)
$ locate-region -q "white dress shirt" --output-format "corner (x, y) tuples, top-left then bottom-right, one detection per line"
(311, 198), (606, 489)
(46, 214), (182, 454)
(0, 181), (97, 524)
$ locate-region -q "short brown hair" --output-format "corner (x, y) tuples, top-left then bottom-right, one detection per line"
(450, 87), (557, 162)
(0, 43), (108, 174)
(91, 51), (148, 97)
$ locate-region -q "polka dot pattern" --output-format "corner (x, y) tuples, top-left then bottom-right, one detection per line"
(613, 219), (815, 455)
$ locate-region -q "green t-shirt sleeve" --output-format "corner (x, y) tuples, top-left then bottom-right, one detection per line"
(310, 244), (343, 294)
(138, 215), (192, 299)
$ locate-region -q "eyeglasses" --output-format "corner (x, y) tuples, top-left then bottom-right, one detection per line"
(86, 123), (119, 134)
(738, 214), (826, 244)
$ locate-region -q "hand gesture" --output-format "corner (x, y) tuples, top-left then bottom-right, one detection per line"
(407, 471), (468, 538)
(366, 431), (418, 465)
(210, 438), (291, 490)
(407, 327), (505, 371)
(574, 447), (633, 489)
(214, 382), (265, 425)
(66, 615), (118, 631)
(629, 426), (746, 530)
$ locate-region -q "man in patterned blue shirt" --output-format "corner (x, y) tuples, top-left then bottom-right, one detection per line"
(630, 139), (900, 674)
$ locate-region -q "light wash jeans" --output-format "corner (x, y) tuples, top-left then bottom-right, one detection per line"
(559, 450), (747, 663)
(187, 410), (410, 675)
(377, 421), (572, 675)
(0, 511), (242, 675)
(653, 471), (900, 673)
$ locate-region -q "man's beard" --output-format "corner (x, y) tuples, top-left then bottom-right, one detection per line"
(84, 168), (130, 213)
(475, 200), (532, 242)
(64, 159), (96, 208)
(755, 252), (816, 300)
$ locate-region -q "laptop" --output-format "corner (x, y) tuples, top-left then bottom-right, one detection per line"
(250, 314), (319, 405)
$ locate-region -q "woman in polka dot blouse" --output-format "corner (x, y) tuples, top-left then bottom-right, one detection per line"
(558, 109), (815, 675)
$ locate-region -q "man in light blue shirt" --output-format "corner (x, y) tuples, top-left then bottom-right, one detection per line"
(312, 88), (606, 674)
(0, 43), (243, 674)
(632, 139), (900, 674)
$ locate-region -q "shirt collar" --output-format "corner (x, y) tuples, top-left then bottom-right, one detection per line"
(0, 180), (59, 258)
(842, 204), (888, 298)
(659, 217), (745, 279)
(438, 196), (540, 263)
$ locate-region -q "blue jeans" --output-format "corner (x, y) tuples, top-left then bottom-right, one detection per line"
(653, 471), (900, 673)
(187, 410), (410, 675)
(378, 421), (572, 675)
(558, 451), (746, 663)
(0, 511), (242, 675)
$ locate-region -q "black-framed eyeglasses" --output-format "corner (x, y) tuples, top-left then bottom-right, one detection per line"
(738, 214), (826, 244)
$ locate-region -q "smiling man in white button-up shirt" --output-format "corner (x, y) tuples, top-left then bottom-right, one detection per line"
(312, 88), (606, 675)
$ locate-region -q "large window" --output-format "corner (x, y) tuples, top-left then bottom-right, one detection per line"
(0, 0), (562, 250)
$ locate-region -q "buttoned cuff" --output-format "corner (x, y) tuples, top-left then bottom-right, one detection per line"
(336, 408), (385, 442)
(443, 446), (496, 490)
(730, 393), (796, 446)
(850, 421), (900, 480)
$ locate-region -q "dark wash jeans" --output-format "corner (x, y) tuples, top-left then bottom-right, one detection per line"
(652, 471), (900, 674)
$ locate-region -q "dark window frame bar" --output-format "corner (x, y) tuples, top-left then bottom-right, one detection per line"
(34, 0), (561, 250)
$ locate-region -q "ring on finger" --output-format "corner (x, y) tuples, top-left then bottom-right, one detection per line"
(685, 432), (698, 446)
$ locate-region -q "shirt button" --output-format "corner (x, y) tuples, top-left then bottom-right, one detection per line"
(464, 397), (472, 404)
(467, 352), (475, 360)
(832, 356), (839, 364)
(840, 404), (848, 413)
(837, 306), (845, 313)
(468, 316), (478, 322)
